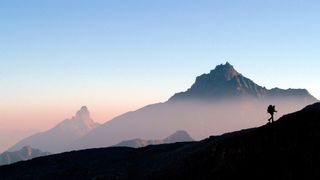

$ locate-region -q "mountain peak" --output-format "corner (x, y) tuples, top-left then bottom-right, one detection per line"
(72, 106), (100, 131)
(76, 106), (90, 120)
(209, 62), (240, 81)
(169, 62), (317, 101)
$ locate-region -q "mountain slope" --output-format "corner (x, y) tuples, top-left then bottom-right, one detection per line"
(0, 129), (38, 154)
(9, 106), (100, 153)
(0, 146), (50, 166)
(71, 62), (317, 151)
(1, 102), (320, 179)
(114, 130), (194, 148)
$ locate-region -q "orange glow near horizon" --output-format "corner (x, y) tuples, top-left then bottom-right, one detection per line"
(0, 97), (166, 131)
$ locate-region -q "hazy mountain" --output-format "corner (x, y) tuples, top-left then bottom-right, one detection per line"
(114, 139), (163, 149)
(9, 106), (100, 153)
(0, 146), (50, 166)
(114, 130), (194, 148)
(71, 62), (317, 151)
(2, 102), (320, 179)
(163, 130), (194, 143)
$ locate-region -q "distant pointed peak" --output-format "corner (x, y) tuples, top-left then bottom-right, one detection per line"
(76, 106), (90, 120)
(80, 106), (89, 112)
(55, 105), (100, 133)
(73, 106), (101, 129)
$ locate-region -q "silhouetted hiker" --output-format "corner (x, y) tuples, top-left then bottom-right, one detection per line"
(267, 105), (277, 123)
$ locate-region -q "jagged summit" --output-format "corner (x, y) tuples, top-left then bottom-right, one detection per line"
(169, 62), (266, 100)
(209, 62), (241, 81)
(76, 106), (90, 120)
(170, 62), (317, 101)
(56, 106), (99, 134)
(70, 106), (99, 130)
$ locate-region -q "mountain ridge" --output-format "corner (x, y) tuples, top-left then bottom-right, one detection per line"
(170, 62), (317, 101)
(1, 102), (320, 179)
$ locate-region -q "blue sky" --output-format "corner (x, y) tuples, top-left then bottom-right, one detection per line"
(0, 0), (319, 129)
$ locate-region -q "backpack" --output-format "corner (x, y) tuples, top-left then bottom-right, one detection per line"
(267, 105), (273, 114)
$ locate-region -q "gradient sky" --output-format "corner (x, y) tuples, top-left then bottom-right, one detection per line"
(1, 0), (320, 131)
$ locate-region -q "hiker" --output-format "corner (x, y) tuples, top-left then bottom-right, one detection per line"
(267, 105), (277, 123)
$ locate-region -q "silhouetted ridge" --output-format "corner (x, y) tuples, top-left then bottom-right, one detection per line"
(268, 88), (315, 98)
(301, 102), (320, 112)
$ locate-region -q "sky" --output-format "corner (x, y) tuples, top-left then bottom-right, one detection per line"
(0, 0), (320, 131)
